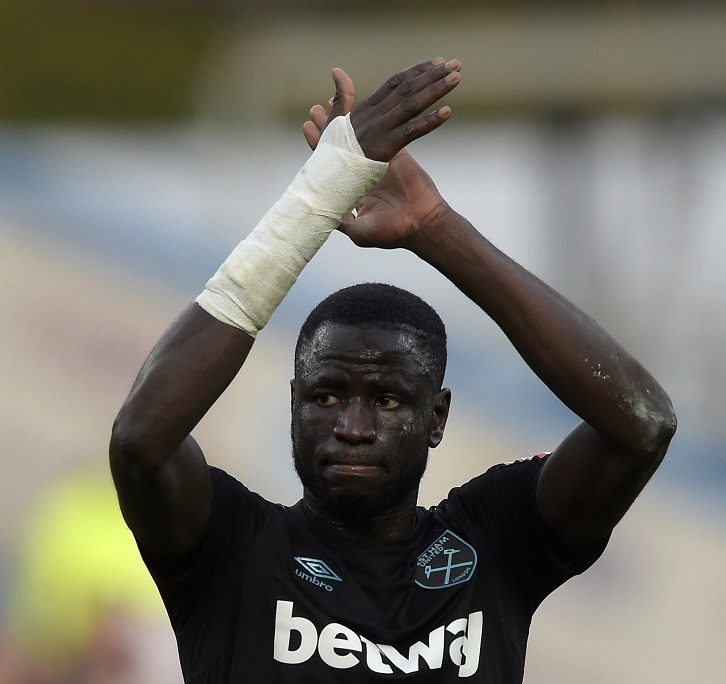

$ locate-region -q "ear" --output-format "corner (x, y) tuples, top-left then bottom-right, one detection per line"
(428, 388), (451, 448)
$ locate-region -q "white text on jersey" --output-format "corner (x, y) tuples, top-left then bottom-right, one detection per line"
(273, 600), (482, 677)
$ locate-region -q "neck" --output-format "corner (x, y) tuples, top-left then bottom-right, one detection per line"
(301, 492), (418, 542)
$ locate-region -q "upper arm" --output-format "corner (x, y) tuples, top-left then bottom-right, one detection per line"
(110, 432), (212, 559)
(536, 420), (673, 549)
(108, 304), (255, 559)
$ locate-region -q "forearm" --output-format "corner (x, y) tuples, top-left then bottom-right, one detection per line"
(111, 116), (388, 467)
(415, 210), (676, 459)
(196, 115), (387, 336)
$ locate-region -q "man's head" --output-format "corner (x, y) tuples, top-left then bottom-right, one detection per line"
(291, 283), (450, 523)
(295, 283), (447, 386)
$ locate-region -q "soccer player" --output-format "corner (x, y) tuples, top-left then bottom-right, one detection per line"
(110, 58), (675, 682)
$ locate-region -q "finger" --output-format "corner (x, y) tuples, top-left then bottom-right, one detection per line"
(394, 105), (453, 146)
(383, 60), (461, 123)
(363, 57), (446, 107)
(328, 67), (356, 120)
(310, 104), (328, 130)
(302, 120), (321, 150)
(304, 70), (355, 150)
(303, 103), (331, 150)
(405, 59), (462, 99)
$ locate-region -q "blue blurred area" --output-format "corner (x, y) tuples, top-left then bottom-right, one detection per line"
(1, 122), (722, 509)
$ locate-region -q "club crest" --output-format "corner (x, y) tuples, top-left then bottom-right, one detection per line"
(415, 530), (477, 589)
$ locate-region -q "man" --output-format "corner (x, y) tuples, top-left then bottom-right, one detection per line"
(110, 58), (676, 682)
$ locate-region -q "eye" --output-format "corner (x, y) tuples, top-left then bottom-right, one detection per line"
(315, 393), (341, 407)
(375, 396), (401, 409)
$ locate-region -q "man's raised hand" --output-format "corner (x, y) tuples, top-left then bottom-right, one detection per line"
(303, 58), (461, 161)
(352, 58), (461, 161)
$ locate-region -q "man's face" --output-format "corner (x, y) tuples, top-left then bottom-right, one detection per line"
(291, 322), (450, 521)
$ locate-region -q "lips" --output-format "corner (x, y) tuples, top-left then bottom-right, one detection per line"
(327, 463), (383, 475)
(322, 454), (385, 478)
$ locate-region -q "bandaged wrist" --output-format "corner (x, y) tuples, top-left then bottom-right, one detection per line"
(195, 114), (388, 336)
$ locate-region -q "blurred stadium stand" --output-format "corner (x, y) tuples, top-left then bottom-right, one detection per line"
(1, 2), (725, 682)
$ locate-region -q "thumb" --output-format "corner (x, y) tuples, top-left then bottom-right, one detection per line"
(337, 210), (378, 248)
(328, 68), (356, 120)
(337, 211), (357, 238)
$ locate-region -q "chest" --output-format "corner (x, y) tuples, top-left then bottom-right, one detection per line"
(222, 515), (523, 679)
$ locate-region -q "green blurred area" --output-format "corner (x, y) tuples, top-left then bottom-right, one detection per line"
(0, 0), (224, 121)
(1, 1), (725, 121)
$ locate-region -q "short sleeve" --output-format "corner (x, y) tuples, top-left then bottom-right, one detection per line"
(444, 454), (608, 613)
(138, 467), (271, 630)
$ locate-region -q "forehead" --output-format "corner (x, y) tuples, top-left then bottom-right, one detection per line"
(296, 322), (432, 378)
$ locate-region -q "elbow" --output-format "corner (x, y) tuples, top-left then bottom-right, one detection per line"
(109, 409), (162, 476)
(636, 395), (677, 466)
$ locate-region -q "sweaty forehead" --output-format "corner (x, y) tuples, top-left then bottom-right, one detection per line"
(295, 322), (434, 378)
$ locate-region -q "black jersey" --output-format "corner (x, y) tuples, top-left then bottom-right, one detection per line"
(141, 454), (607, 682)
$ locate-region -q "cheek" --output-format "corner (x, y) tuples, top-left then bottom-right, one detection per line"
(293, 404), (335, 442)
(379, 412), (427, 445)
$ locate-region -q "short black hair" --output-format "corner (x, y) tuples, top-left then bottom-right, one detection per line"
(295, 283), (447, 386)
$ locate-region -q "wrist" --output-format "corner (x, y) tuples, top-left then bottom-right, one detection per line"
(408, 203), (462, 263)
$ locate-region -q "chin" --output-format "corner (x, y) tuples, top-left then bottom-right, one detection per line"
(292, 444), (427, 521)
(295, 463), (395, 520)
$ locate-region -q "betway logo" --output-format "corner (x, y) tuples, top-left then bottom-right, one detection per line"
(273, 600), (483, 677)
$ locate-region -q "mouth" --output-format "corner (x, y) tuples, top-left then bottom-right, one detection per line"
(327, 463), (383, 476)
(323, 456), (385, 479)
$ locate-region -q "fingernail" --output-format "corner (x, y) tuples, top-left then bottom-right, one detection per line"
(445, 59), (460, 70)
(431, 57), (445, 66)
(445, 71), (460, 83)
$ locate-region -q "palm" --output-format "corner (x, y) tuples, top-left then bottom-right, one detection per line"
(339, 150), (447, 250)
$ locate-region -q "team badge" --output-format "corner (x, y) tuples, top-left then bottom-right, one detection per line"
(415, 530), (477, 589)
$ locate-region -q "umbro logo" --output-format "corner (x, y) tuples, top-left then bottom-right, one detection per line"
(294, 557), (342, 592)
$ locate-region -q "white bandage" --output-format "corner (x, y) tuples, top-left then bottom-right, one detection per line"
(195, 114), (388, 336)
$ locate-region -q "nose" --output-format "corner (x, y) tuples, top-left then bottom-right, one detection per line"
(333, 398), (376, 444)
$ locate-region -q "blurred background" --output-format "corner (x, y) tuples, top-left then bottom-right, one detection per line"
(1, 0), (725, 681)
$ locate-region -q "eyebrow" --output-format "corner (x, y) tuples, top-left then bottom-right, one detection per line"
(302, 367), (424, 394)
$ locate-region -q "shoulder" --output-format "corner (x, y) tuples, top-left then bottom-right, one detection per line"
(207, 466), (281, 529)
(143, 467), (281, 583)
(451, 453), (550, 506)
(485, 452), (550, 476)
(423, 453), (551, 549)
(429, 453), (560, 562)
(440, 453), (607, 598)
